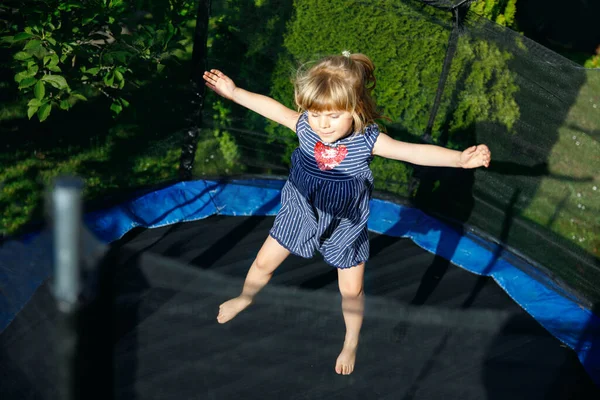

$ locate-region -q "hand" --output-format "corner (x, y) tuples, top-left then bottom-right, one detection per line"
(459, 144), (491, 169)
(203, 69), (237, 100)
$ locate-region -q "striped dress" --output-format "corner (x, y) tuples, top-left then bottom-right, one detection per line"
(269, 112), (380, 269)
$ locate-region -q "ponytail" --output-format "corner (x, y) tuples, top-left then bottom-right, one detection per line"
(349, 53), (377, 93)
(294, 52), (387, 133)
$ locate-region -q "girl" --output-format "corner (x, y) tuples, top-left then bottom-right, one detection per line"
(202, 52), (491, 376)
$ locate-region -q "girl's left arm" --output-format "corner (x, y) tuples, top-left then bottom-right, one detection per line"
(372, 133), (491, 169)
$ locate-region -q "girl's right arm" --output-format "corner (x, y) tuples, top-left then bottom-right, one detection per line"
(203, 69), (300, 132)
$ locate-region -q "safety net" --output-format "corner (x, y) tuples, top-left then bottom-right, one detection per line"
(195, 0), (600, 306)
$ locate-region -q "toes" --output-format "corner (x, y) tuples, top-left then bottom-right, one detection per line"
(336, 363), (353, 375)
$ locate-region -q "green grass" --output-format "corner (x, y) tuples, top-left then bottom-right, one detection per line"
(521, 71), (600, 257)
(0, 132), (176, 234)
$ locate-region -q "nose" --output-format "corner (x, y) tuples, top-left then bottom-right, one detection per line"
(319, 116), (330, 129)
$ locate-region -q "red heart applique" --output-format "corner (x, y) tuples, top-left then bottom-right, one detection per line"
(314, 141), (348, 171)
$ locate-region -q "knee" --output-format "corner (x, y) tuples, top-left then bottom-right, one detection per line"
(254, 255), (275, 274)
(338, 280), (364, 299)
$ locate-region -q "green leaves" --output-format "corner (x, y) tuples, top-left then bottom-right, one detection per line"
(103, 71), (115, 87)
(57, 1), (83, 12)
(70, 92), (87, 101)
(13, 32), (36, 42)
(27, 105), (38, 120)
(41, 74), (69, 90)
(23, 39), (42, 51)
(14, 70), (35, 83)
(112, 68), (126, 89)
(2, 0), (195, 122)
(110, 100), (123, 115)
(26, 98), (51, 121)
(14, 52), (33, 61)
(469, 0), (518, 29)
(110, 97), (129, 116)
(84, 67), (101, 76)
(18, 77), (38, 89)
(37, 103), (52, 122)
(43, 53), (61, 72)
(81, 14), (99, 26)
(34, 81), (46, 100)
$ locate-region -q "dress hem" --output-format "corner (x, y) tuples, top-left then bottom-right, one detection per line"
(269, 230), (312, 260)
(322, 256), (366, 270)
(269, 230), (366, 270)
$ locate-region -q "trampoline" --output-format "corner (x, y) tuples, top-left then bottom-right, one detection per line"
(1, 0), (600, 399)
(1, 179), (599, 399)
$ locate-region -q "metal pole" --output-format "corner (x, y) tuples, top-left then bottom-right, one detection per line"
(53, 176), (83, 310)
(422, 6), (463, 143)
(52, 176), (84, 400)
(179, 0), (212, 180)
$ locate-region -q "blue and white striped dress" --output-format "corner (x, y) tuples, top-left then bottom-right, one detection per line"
(269, 112), (380, 269)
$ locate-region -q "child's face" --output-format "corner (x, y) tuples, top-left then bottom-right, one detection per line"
(308, 110), (354, 144)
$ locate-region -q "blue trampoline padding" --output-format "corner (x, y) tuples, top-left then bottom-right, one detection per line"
(84, 179), (286, 242)
(368, 197), (600, 384)
(0, 232), (53, 334)
(1, 178), (599, 384)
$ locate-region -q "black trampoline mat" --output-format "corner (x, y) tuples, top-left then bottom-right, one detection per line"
(1, 215), (598, 400)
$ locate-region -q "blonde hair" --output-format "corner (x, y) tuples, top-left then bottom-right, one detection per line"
(294, 53), (384, 134)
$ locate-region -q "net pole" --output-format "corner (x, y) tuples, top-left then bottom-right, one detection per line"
(179, 0), (212, 180)
(52, 176), (84, 400)
(422, 5), (467, 144)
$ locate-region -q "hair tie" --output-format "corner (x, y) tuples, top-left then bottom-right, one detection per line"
(342, 50), (351, 58)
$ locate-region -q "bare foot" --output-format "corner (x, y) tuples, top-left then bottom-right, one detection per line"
(217, 296), (252, 324)
(335, 342), (358, 375)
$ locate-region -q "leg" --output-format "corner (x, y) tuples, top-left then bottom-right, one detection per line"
(217, 235), (290, 323)
(335, 262), (365, 375)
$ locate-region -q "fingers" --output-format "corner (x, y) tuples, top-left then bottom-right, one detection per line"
(478, 144), (491, 155)
(203, 69), (233, 97)
(474, 144), (490, 154)
(203, 70), (218, 83)
(203, 70), (222, 93)
(202, 69), (224, 84)
(477, 145), (491, 167)
(463, 144), (491, 168)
